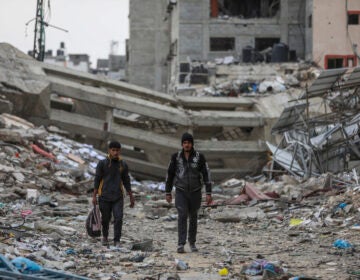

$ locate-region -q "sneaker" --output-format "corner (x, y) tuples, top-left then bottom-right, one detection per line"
(190, 243), (198, 252)
(114, 241), (120, 247)
(102, 237), (109, 246)
(177, 245), (185, 253)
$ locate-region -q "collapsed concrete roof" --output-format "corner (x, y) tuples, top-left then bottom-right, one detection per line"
(0, 43), (312, 182)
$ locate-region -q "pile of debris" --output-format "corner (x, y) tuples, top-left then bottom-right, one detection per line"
(267, 67), (360, 180)
(0, 113), (360, 279)
(175, 60), (319, 98)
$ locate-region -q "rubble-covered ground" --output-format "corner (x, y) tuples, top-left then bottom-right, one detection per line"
(0, 113), (359, 280)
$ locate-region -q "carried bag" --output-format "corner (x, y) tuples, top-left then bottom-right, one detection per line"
(86, 205), (102, 237)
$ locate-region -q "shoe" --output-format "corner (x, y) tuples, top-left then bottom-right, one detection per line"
(114, 241), (120, 247)
(177, 245), (185, 253)
(102, 237), (109, 246)
(190, 243), (198, 252)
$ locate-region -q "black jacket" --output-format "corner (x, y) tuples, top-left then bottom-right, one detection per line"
(165, 149), (212, 194)
(94, 156), (131, 201)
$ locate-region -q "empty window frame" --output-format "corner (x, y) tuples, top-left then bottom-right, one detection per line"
(210, 0), (280, 18)
(210, 37), (235, 51)
(348, 11), (360, 25)
(325, 55), (357, 69)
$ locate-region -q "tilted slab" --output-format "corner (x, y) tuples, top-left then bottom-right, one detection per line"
(49, 109), (266, 155)
(49, 77), (263, 127)
(42, 63), (175, 104)
(49, 77), (190, 126)
(43, 63), (256, 110)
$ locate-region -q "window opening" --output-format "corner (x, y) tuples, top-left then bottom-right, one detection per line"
(210, 37), (235, 51)
(327, 58), (344, 69)
(211, 0), (280, 18)
(348, 12), (360, 25)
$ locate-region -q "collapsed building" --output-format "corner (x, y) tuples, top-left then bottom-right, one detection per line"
(3, 0), (360, 183)
(0, 43), (274, 182)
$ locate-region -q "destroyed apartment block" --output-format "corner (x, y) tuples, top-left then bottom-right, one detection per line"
(0, 43), (283, 182)
(267, 67), (360, 180)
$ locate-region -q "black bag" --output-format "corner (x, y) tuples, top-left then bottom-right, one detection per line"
(86, 205), (102, 237)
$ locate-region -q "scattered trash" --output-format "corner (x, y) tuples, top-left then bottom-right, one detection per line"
(218, 267), (229, 276)
(333, 239), (353, 249)
(131, 239), (153, 251)
(175, 259), (188, 270)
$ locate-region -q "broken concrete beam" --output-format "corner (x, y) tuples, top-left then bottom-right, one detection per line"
(44, 65), (176, 104)
(177, 96), (255, 110)
(48, 110), (266, 155)
(191, 110), (264, 127)
(49, 78), (190, 126)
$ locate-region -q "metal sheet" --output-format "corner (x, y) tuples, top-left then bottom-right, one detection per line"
(344, 66), (360, 88)
(271, 103), (307, 134)
(300, 68), (347, 99)
(266, 142), (305, 176)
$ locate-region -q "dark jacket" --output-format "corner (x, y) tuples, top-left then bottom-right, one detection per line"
(94, 156), (131, 201)
(165, 149), (212, 194)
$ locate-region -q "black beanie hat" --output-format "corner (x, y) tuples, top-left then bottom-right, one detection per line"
(181, 132), (194, 144)
(108, 141), (121, 149)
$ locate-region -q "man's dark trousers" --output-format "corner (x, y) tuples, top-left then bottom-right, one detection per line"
(99, 198), (124, 242)
(175, 189), (201, 246)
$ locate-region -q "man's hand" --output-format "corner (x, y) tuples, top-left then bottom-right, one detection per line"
(92, 195), (97, 205)
(206, 194), (213, 205)
(128, 192), (135, 208)
(165, 193), (172, 204)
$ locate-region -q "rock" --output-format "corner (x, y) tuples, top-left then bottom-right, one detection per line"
(210, 207), (266, 222)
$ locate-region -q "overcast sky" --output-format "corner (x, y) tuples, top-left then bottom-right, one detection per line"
(0, 0), (129, 66)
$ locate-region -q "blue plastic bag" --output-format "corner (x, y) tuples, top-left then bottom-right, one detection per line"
(11, 257), (42, 273)
(333, 239), (353, 249)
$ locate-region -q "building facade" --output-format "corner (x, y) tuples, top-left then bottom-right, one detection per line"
(127, 0), (170, 92)
(305, 0), (360, 69)
(128, 0), (306, 92)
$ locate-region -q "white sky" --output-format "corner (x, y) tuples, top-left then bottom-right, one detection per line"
(0, 0), (129, 66)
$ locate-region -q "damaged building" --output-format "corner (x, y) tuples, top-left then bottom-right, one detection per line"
(127, 0), (306, 92)
(128, 0), (360, 93)
(305, 0), (360, 69)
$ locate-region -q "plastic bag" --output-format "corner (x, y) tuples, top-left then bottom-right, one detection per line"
(86, 205), (102, 237)
(11, 257), (42, 273)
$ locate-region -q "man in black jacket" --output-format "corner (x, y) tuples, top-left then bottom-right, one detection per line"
(165, 132), (212, 253)
(92, 141), (135, 247)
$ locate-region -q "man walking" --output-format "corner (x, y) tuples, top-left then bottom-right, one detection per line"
(92, 141), (135, 247)
(165, 132), (212, 253)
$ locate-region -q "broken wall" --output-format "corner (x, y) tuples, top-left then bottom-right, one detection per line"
(175, 0), (305, 65)
(128, 0), (170, 92)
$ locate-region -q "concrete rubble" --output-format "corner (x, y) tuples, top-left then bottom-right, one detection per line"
(175, 59), (318, 98)
(0, 113), (359, 279)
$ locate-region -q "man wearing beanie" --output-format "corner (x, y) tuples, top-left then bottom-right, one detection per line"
(165, 132), (212, 253)
(92, 140), (135, 247)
